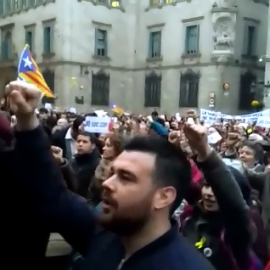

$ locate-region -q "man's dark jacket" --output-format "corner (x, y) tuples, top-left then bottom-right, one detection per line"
(13, 126), (215, 270)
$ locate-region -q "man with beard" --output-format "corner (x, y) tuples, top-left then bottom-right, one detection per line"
(6, 81), (214, 270)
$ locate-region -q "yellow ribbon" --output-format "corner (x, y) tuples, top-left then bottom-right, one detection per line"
(195, 237), (206, 249)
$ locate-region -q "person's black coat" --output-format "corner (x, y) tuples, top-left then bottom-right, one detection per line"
(52, 127), (70, 158)
(13, 126), (215, 270)
(70, 149), (100, 198)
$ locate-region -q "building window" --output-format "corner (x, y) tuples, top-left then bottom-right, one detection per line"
(164, 0), (173, 3)
(179, 69), (199, 107)
(111, 0), (120, 7)
(238, 72), (256, 111)
(97, 0), (107, 3)
(245, 25), (256, 56)
(13, 0), (19, 10)
(28, 0), (37, 6)
(91, 70), (110, 106)
(1, 31), (12, 60)
(150, 0), (159, 5)
(5, 0), (12, 13)
(144, 72), (161, 107)
(21, 0), (27, 8)
(43, 25), (53, 54)
(149, 31), (161, 58)
(95, 29), (107, 57)
(41, 69), (55, 104)
(185, 25), (199, 54)
(0, 0), (4, 16)
(25, 29), (34, 52)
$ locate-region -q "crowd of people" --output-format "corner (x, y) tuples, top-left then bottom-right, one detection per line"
(2, 81), (270, 270)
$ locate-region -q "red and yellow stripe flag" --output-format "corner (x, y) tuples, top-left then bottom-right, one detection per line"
(17, 44), (54, 97)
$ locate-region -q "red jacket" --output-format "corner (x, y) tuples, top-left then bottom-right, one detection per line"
(265, 261), (270, 270)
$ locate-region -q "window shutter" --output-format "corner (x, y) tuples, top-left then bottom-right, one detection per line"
(148, 32), (152, 57)
(252, 26), (257, 56)
(196, 25), (200, 53)
(43, 28), (47, 53)
(104, 31), (108, 56)
(94, 28), (98, 55)
(243, 24), (248, 55)
(158, 32), (161, 56)
(185, 27), (189, 53)
(50, 27), (54, 53)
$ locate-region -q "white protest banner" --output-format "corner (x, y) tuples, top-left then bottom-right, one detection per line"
(256, 117), (270, 128)
(84, 116), (111, 133)
(200, 108), (270, 125)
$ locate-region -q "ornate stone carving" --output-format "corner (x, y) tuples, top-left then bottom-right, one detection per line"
(212, 12), (236, 57)
(213, 17), (233, 48)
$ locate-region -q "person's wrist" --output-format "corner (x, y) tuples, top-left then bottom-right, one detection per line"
(197, 145), (213, 162)
(15, 113), (39, 131)
(59, 158), (65, 165)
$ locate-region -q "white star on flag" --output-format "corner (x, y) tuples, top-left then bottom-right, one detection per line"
(23, 56), (32, 68)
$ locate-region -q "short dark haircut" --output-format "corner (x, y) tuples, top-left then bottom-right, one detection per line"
(124, 136), (192, 215)
(39, 108), (48, 114)
(77, 131), (97, 144)
(72, 116), (85, 131)
(156, 117), (165, 126)
(240, 140), (264, 162)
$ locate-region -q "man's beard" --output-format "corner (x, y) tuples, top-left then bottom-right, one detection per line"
(97, 200), (152, 236)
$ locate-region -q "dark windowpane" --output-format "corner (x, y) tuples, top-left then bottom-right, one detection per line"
(186, 25), (199, 54)
(95, 29), (107, 56)
(43, 26), (51, 54)
(238, 72), (256, 111)
(149, 31), (161, 58)
(1, 31), (12, 60)
(179, 71), (199, 107)
(91, 71), (110, 106)
(41, 70), (55, 104)
(246, 26), (255, 56)
(25, 31), (33, 51)
(144, 72), (161, 107)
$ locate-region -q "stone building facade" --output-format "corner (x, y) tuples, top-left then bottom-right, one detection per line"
(263, 1), (270, 109)
(0, 0), (268, 114)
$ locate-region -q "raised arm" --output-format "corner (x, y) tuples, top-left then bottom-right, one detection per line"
(184, 123), (251, 248)
(6, 81), (96, 255)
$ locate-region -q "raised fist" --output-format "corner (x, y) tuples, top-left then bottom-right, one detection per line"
(5, 81), (41, 116)
(51, 146), (64, 164)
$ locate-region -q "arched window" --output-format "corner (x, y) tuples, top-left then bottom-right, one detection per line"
(41, 69), (55, 104)
(238, 71), (256, 111)
(144, 71), (161, 107)
(91, 69), (110, 106)
(179, 69), (199, 108)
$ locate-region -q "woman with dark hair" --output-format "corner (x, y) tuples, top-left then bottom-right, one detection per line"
(89, 132), (125, 205)
(238, 141), (265, 172)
